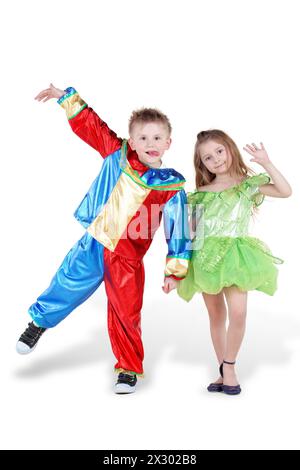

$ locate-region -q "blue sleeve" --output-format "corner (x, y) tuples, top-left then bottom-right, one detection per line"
(163, 190), (191, 279)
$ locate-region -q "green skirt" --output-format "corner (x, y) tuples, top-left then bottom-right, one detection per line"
(177, 236), (283, 301)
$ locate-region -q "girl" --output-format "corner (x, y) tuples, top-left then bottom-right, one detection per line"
(177, 130), (292, 395)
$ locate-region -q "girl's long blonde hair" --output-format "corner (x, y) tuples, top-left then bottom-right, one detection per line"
(194, 130), (254, 188)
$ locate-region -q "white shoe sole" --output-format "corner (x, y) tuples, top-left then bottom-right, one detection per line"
(114, 383), (136, 394)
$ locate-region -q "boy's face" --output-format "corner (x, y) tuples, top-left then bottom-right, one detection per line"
(129, 122), (172, 168)
(199, 139), (232, 174)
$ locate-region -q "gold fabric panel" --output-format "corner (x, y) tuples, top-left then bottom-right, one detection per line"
(87, 172), (151, 250)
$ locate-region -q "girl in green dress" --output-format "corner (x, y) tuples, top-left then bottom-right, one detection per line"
(177, 130), (292, 395)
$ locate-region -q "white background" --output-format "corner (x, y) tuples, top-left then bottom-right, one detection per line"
(1, 0), (299, 450)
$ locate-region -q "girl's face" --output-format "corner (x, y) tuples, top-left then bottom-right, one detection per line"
(199, 139), (232, 174)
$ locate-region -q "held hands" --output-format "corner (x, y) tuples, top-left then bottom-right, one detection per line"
(34, 83), (65, 102)
(162, 277), (178, 294)
(243, 142), (272, 168)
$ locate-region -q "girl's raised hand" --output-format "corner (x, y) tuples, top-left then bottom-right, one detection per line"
(243, 142), (271, 167)
(34, 83), (65, 102)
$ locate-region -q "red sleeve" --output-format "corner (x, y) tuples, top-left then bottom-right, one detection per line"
(69, 107), (122, 158)
(58, 87), (122, 158)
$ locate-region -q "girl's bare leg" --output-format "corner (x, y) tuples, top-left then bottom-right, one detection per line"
(222, 286), (248, 386)
(202, 291), (227, 383)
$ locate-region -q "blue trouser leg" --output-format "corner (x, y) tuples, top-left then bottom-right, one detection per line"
(28, 233), (104, 328)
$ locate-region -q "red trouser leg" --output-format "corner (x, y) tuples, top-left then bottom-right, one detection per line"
(103, 248), (145, 375)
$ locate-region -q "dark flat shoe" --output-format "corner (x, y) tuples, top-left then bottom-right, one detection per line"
(222, 384), (241, 395)
(219, 360), (241, 395)
(207, 382), (223, 392)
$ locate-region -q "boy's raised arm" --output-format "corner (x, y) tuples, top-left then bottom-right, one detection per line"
(35, 84), (122, 158)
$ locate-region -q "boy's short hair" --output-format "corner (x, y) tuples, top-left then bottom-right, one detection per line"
(129, 108), (172, 136)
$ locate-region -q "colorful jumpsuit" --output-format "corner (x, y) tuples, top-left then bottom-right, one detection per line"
(28, 87), (191, 375)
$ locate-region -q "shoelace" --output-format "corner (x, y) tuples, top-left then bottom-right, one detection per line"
(117, 373), (137, 385)
(19, 322), (46, 347)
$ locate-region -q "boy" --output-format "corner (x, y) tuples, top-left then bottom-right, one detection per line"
(16, 84), (191, 393)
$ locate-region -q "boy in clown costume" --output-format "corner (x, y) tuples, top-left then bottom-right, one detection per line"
(16, 84), (191, 393)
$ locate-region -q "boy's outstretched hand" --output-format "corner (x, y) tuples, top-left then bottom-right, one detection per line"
(162, 277), (178, 294)
(35, 83), (65, 102)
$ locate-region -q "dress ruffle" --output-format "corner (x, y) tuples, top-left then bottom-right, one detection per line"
(187, 173), (271, 208)
(178, 235), (282, 301)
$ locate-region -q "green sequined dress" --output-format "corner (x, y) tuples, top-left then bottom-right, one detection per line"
(177, 173), (283, 301)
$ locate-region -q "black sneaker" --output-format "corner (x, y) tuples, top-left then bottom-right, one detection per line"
(16, 322), (47, 354)
(114, 372), (137, 394)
